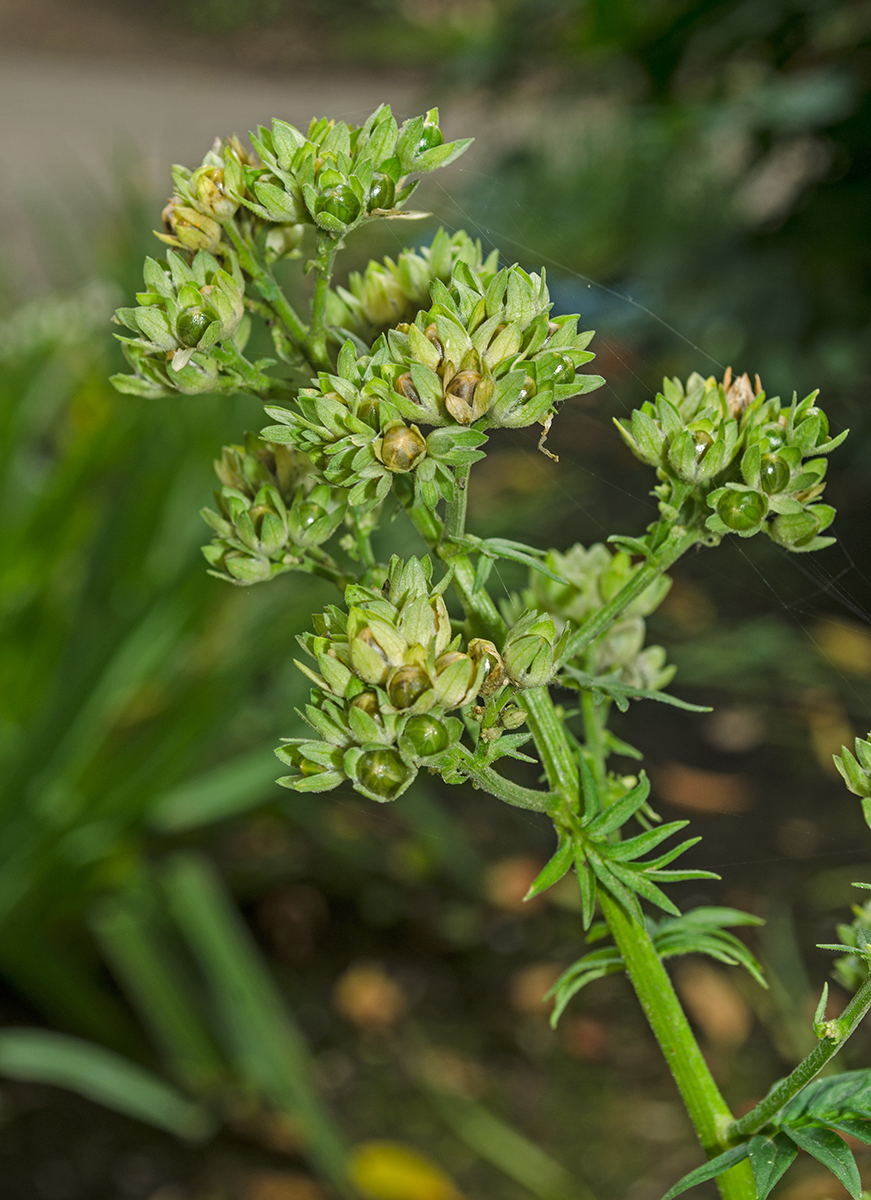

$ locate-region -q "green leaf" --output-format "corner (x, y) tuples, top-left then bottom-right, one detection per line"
(585, 773), (651, 836)
(0, 1029), (215, 1140)
(781, 1069), (871, 1124)
(148, 746), (281, 832)
(747, 1133), (797, 1199)
(660, 1145), (751, 1200)
(562, 667), (710, 713)
(783, 1125), (861, 1200)
(524, 833), (575, 901)
(162, 854), (349, 1189)
(578, 752), (599, 823)
(576, 857), (597, 930)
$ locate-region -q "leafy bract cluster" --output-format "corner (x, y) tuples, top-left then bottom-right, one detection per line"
(617, 370), (847, 553)
(200, 435), (345, 585)
(260, 260), (602, 511)
(277, 556), (498, 802)
(325, 228), (499, 342)
(161, 105), (469, 251)
(111, 251), (264, 399)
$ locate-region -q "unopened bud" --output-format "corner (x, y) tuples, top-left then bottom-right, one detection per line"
(403, 714), (450, 757)
(380, 424), (427, 472)
(387, 665), (431, 709)
(356, 749), (409, 801)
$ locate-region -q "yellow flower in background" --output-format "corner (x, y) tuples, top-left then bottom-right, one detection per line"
(349, 1142), (462, 1200)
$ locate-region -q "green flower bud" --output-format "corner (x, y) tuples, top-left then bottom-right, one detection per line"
(177, 308), (211, 348)
(350, 691), (381, 719)
(318, 183), (361, 225)
(760, 454), (790, 494)
(387, 664), (431, 709)
(356, 749), (409, 801)
(159, 199), (223, 254)
(191, 165), (239, 222)
(551, 355), (576, 386)
(716, 489), (766, 531)
(770, 510), (820, 548)
(379, 424), (427, 472)
(502, 612), (561, 689)
(416, 120), (444, 154)
(368, 173), (396, 211)
(500, 705), (528, 730)
(402, 714), (450, 757)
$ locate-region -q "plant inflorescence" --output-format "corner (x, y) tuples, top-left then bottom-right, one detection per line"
(105, 103), (871, 1200)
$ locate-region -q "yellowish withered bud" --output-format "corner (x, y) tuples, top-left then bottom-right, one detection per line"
(468, 638), (506, 697)
(379, 424), (427, 472)
(444, 370), (492, 424)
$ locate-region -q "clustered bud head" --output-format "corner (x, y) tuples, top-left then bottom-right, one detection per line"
(325, 229), (499, 339)
(615, 369), (846, 553)
(110, 251), (264, 398)
(835, 733), (871, 801)
(277, 556), (503, 802)
(260, 336), (488, 513)
(383, 260), (603, 431)
(200, 435), (344, 584)
(517, 543), (674, 690)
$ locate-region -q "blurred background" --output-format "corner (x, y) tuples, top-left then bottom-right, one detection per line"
(3, 2), (871, 1198)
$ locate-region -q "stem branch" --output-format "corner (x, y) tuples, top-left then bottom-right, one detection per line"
(728, 972), (871, 1141)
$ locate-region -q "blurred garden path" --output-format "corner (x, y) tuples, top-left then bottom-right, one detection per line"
(0, 50), (446, 290)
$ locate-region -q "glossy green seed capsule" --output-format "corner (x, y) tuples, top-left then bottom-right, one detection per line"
(368, 173), (396, 210)
(318, 184), (360, 225)
(387, 665), (430, 709)
(416, 120), (444, 155)
(551, 355), (576, 386)
(294, 502), (323, 531)
(177, 308), (210, 347)
(760, 454), (790, 494)
(404, 714), (449, 757)
(356, 749), (408, 799)
(717, 489), (766, 531)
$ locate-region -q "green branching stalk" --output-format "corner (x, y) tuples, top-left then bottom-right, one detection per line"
(728, 972), (871, 1141)
(225, 220), (311, 361)
(307, 234), (339, 371)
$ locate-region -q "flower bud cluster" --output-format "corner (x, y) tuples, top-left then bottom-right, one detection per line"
(200, 435), (344, 585)
(198, 105), (470, 244)
(520, 543), (674, 690)
(325, 229), (499, 339)
(277, 557), (502, 802)
(110, 251), (262, 398)
(261, 340), (487, 513)
(616, 370), (846, 553)
(383, 260), (603, 429)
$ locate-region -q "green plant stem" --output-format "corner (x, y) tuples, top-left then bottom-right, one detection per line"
(728, 971), (871, 1141)
(449, 746), (554, 812)
(308, 235), (338, 370)
(522, 688), (579, 814)
(443, 462), (471, 543)
(581, 690), (608, 787)
(225, 221), (311, 360)
(560, 528), (701, 665)
(572, 675), (755, 1200)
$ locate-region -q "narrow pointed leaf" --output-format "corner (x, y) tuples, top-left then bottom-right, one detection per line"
(524, 833), (575, 901)
(784, 1125), (861, 1199)
(660, 1145), (751, 1200)
(586, 773), (651, 836)
(748, 1133), (796, 1199)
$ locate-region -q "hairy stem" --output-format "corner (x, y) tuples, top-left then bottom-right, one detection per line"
(599, 895), (755, 1199)
(522, 688), (579, 814)
(443, 463), (471, 543)
(449, 745), (554, 812)
(226, 222), (311, 362)
(308, 235), (338, 370)
(728, 971), (871, 1141)
(560, 528), (701, 666)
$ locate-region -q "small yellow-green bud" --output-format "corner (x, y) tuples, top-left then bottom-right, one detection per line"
(387, 665), (430, 709)
(380, 424), (427, 472)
